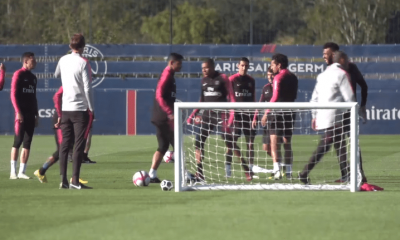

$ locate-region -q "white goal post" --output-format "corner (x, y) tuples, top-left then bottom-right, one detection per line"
(174, 102), (360, 192)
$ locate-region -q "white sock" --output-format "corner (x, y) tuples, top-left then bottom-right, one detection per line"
(10, 160), (17, 174)
(149, 169), (157, 178)
(286, 165), (292, 175)
(19, 163), (26, 174)
(225, 164), (231, 177)
(249, 164), (253, 171)
(273, 162), (280, 172)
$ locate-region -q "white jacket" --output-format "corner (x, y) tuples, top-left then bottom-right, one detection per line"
(55, 52), (94, 112)
(311, 63), (355, 130)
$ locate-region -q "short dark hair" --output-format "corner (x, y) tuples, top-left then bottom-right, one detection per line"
(333, 50), (348, 63)
(22, 52), (34, 61)
(240, 57), (250, 64)
(168, 52), (184, 62)
(271, 53), (288, 69)
(70, 33), (85, 50)
(203, 58), (215, 68)
(323, 42), (339, 51)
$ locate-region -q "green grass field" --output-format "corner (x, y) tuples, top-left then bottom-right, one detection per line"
(1, 135), (399, 240)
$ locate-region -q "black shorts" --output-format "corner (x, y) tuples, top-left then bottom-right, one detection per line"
(269, 112), (296, 137)
(152, 121), (173, 154)
(195, 110), (229, 149)
(13, 113), (36, 149)
(262, 127), (270, 144)
(233, 112), (256, 138)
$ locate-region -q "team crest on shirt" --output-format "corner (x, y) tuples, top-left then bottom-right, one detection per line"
(215, 80), (220, 85)
(82, 44), (107, 88)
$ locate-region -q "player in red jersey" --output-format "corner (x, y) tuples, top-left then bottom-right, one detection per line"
(0, 63), (5, 90)
(187, 59), (252, 181)
(225, 57), (257, 178)
(253, 67), (274, 157)
(261, 54), (298, 180)
(9, 52), (39, 180)
(149, 53), (183, 183)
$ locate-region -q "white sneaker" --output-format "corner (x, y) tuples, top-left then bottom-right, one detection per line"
(274, 171), (282, 180)
(17, 173), (31, 179)
(10, 173), (18, 180)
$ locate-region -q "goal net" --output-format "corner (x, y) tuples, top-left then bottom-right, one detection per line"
(174, 102), (361, 192)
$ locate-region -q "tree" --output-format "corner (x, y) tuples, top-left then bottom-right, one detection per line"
(296, 0), (400, 44)
(141, 1), (223, 44)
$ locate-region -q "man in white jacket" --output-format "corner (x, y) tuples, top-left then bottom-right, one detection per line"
(55, 33), (95, 189)
(299, 51), (355, 184)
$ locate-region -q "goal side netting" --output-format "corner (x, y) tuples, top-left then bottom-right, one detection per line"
(174, 102), (361, 192)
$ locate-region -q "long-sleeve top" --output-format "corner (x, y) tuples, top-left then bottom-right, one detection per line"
(269, 69), (298, 103)
(188, 71), (235, 123)
(311, 63), (356, 130)
(0, 69), (5, 90)
(151, 66), (176, 123)
(10, 67), (38, 115)
(53, 86), (63, 117)
(55, 52), (94, 112)
(347, 62), (368, 107)
(253, 83), (273, 122)
(229, 73), (256, 103)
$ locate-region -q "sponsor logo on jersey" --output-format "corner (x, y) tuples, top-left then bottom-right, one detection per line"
(235, 92), (252, 97)
(82, 44), (107, 88)
(22, 85), (34, 93)
(204, 92), (222, 96)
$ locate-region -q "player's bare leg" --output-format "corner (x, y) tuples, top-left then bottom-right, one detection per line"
(195, 148), (205, 180)
(262, 144), (272, 157)
(245, 135), (255, 167)
(150, 151), (163, 171)
(270, 134), (282, 179)
(226, 135), (252, 181)
(17, 148), (31, 179)
(82, 131), (96, 163)
(282, 136), (293, 178)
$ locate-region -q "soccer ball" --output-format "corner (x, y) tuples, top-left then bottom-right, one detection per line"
(160, 180), (173, 191)
(163, 150), (174, 163)
(132, 170), (150, 187)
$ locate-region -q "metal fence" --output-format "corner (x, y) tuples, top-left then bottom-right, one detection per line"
(0, 0), (399, 45)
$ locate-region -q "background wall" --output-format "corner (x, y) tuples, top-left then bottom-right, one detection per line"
(0, 44), (399, 135)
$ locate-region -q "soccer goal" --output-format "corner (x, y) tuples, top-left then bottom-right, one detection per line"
(174, 102), (361, 192)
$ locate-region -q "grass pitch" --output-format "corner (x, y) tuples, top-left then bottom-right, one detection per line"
(0, 135), (399, 240)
